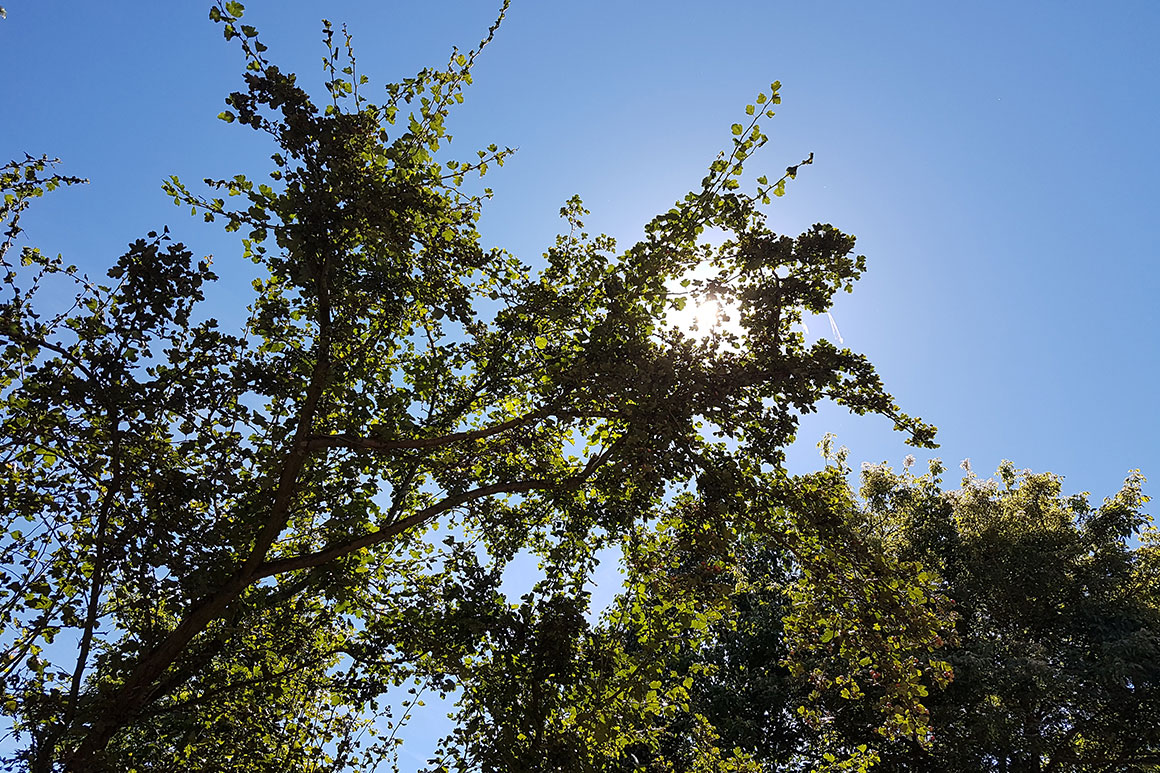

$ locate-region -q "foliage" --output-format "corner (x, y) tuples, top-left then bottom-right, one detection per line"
(442, 463), (957, 773)
(869, 461), (1159, 771)
(0, 3), (936, 771)
(651, 457), (1158, 772)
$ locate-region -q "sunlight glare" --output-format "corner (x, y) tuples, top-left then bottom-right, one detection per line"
(666, 293), (743, 341)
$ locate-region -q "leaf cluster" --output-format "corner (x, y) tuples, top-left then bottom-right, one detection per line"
(0, 5), (938, 771)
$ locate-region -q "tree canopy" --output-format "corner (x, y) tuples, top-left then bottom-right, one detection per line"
(636, 457), (1158, 772)
(6, 4), (1148, 773)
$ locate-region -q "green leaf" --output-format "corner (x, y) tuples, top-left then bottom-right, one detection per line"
(731, 123), (743, 136)
(534, 335), (547, 349)
(218, 111), (236, 123)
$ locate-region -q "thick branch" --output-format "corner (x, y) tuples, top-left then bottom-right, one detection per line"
(257, 443), (618, 579)
(62, 571), (253, 770)
(64, 252), (336, 769)
(256, 479), (542, 577)
(304, 406), (559, 453)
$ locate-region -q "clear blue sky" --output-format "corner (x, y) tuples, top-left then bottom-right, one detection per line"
(4, 1), (1157, 764)
(5, 1), (1154, 497)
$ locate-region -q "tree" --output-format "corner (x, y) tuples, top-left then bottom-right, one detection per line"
(0, 3), (936, 770)
(651, 458), (1158, 772)
(867, 461), (1160, 772)
(442, 463), (957, 773)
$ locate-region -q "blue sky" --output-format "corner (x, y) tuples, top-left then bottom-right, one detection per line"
(5, 1), (1155, 499)
(4, 1), (1157, 765)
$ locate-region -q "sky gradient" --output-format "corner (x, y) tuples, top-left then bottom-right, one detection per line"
(5, 2), (1154, 500)
(3, 2), (1157, 763)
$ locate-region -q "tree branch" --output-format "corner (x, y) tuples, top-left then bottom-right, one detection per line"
(304, 406), (560, 453)
(257, 442), (618, 579)
(0, 328), (97, 383)
(255, 479), (542, 577)
(64, 251), (337, 768)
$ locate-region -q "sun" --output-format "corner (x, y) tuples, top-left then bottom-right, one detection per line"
(666, 294), (743, 340)
(666, 286), (845, 347)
